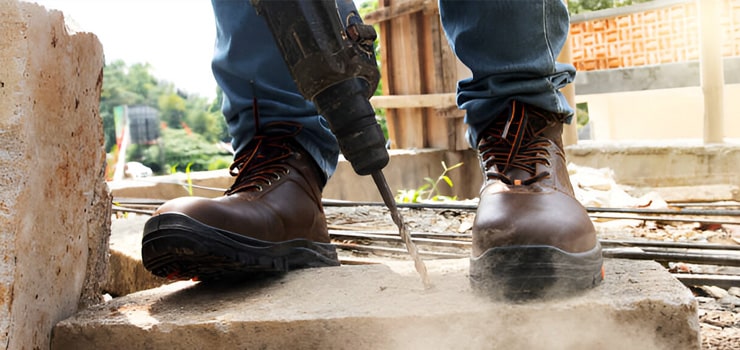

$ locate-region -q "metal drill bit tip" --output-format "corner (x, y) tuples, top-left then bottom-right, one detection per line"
(371, 170), (431, 289)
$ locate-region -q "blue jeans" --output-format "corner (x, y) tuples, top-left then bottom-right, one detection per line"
(210, 0), (575, 179)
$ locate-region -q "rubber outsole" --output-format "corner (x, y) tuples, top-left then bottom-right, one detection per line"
(141, 213), (340, 281)
(469, 243), (604, 301)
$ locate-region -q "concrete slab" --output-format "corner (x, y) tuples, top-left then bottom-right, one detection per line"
(104, 215), (169, 297)
(52, 259), (699, 350)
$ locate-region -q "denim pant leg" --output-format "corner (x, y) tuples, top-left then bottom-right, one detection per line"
(438, 0), (576, 147)
(211, 0), (340, 180)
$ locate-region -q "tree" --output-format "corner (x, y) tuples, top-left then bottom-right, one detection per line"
(568, 0), (654, 14)
(100, 60), (167, 151)
(102, 60), (231, 174)
(158, 91), (187, 129)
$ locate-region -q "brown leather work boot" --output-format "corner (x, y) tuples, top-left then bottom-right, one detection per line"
(470, 101), (603, 300)
(141, 122), (339, 281)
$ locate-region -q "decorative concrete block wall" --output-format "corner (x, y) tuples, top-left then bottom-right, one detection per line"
(0, 1), (110, 348)
(570, 0), (740, 71)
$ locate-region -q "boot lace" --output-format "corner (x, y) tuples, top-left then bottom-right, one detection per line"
(224, 122), (302, 195)
(478, 101), (562, 186)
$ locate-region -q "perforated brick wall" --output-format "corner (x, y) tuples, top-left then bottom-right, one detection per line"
(570, 0), (740, 71)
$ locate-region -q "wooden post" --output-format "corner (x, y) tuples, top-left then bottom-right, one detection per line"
(698, 0), (725, 144)
(560, 0), (578, 146)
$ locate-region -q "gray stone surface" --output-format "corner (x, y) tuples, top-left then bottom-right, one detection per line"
(573, 58), (740, 95)
(566, 141), (740, 191)
(105, 215), (169, 297)
(53, 259), (699, 350)
(0, 1), (109, 348)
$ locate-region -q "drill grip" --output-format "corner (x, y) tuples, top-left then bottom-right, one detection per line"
(251, 0), (389, 175)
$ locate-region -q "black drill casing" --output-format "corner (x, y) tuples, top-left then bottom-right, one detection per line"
(251, 0), (389, 175)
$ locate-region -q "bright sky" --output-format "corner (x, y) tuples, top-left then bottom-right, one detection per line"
(32, 1), (366, 101)
(32, 0), (219, 99)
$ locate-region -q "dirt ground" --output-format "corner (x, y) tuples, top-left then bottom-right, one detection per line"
(324, 205), (740, 350)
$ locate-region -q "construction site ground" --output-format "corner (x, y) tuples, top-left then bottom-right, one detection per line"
(328, 204), (740, 349)
(95, 201), (740, 349)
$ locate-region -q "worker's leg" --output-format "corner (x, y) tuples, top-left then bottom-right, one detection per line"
(211, 0), (339, 180)
(141, 0), (341, 281)
(439, 0), (575, 146)
(439, 0), (603, 299)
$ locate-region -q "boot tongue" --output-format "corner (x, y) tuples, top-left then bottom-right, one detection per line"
(502, 168), (533, 183)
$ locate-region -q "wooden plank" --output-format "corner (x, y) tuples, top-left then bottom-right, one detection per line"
(378, 0), (399, 149)
(421, 12), (448, 149)
(363, 0), (436, 25)
(374, 0), (467, 150)
(389, 10), (425, 149)
(370, 93), (456, 109)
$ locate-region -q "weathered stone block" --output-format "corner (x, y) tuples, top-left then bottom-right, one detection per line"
(0, 1), (109, 348)
(52, 259), (700, 350)
(104, 215), (168, 297)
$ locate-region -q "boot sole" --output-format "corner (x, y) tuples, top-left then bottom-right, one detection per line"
(141, 213), (340, 281)
(469, 243), (604, 301)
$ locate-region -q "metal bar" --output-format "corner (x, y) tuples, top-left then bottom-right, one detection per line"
(603, 249), (740, 267)
(588, 207), (740, 217)
(322, 199), (740, 217)
(600, 239), (740, 251)
(334, 243), (465, 259)
(672, 274), (740, 289)
(114, 198), (740, 217)
(330, 230), (472, 247)
(670, 202), (740, 208)
(589, 213), (740, 225)
(111, 205), (155, 216)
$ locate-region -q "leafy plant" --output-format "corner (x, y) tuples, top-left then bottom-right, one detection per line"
(396, 161), (463, 203)
(185, 162), (194, 196)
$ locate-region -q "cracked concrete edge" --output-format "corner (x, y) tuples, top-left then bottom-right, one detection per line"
(53, 259), (700, 350)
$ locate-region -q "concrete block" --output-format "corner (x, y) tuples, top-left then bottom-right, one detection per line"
(566, 141), (740, 189)
(0, 1), (109, 348)
(52, 259), (699, 350)
(108, 149), (485, 202)
(104, 215), (168, 297)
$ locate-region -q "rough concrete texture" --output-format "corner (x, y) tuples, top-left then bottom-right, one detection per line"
(105, 215), (168, 297)
(0, 1), (109, 348)
(53, 259), (699, 350)
(567, 141), (740, 192)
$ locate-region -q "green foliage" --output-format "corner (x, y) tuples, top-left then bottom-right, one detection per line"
(568, 0), (654, 14)
(103, 59), (231, 176)
(185, 162), (194, 196)
(127, 128), (231, 174)
(100, 60), (227, 152)
(396, 161), (463, 203)
(207, 156), (233, 171)
(576, 102), (590, 129)
(158, 92), (187, 129)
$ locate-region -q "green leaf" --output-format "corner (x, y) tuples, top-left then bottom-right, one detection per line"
(441, 175), (453, 188)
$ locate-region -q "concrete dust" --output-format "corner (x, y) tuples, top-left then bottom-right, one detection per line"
(324, 205), (739, 349)
(55, 258), (700, 349)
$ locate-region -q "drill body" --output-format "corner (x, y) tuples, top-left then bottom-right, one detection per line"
(251, 0), (388, 176)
